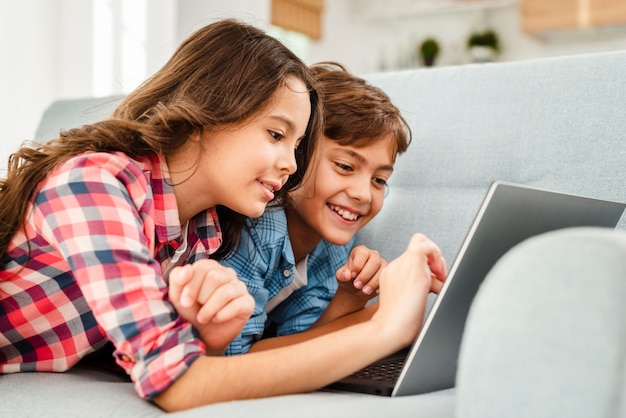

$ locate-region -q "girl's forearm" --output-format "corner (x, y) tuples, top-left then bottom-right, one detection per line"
(154, 316), (402, 412)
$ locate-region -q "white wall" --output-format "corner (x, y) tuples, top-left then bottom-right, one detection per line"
(177, 0), (270, 37)
(308, 1), (626, 73)
(1, 0), (177, 168)
(2, 0), (625, 169)
(1, 1), (93, 166)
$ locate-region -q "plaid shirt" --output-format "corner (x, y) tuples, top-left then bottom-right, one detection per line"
(221, 207), (353, 355)
(0, 152), (221, 400)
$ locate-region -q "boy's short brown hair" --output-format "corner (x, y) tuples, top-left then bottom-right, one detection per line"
(310, 61), (411, 159)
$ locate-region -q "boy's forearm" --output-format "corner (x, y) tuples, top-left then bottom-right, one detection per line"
(312, 290), (375, 328)
(248, 303), (377, 352)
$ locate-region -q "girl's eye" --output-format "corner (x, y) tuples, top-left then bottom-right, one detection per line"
(269, 130), (283, 142)
(335, 162), (352, 172)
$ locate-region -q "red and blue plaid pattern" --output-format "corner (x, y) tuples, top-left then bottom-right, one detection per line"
(1, 152), (221, 399)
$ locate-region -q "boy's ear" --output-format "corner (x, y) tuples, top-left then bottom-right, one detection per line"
(192, 131), (204, 143)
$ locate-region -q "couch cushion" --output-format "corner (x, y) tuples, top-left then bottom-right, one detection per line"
(1, 363), (456, 417)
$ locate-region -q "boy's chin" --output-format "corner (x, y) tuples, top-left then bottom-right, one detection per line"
(324, 233), (354, 247)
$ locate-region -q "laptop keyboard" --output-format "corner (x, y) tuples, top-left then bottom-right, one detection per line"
(351, 358), (405, 382)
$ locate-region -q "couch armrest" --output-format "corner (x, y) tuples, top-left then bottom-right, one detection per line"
(456, 227), (626, 418)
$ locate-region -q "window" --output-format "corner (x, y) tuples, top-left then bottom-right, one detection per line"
(93, 0), (147, 96)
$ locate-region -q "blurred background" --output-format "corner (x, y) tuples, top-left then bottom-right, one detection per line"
(2, 0), (626, 166)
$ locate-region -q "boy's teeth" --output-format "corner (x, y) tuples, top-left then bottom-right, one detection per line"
(329, 204), (358, 221)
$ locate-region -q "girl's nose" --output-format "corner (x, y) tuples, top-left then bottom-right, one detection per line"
(281, 147), (297, 175)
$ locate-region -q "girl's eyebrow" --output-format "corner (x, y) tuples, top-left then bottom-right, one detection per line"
(269, 115), (295, 134)
(337, 148), (394, 171)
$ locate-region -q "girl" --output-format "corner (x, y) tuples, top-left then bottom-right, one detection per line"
(1, 20), (446, 412)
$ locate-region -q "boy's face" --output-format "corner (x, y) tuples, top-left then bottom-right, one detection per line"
(289, 135), (396, 246)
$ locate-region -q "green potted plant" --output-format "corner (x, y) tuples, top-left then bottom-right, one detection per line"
(467, 29), (499, 63)
(418, 38), (440, 67)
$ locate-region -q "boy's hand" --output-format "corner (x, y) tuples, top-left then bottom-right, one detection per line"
(168, 260), (255, 355)
(335, 245), (387, 302)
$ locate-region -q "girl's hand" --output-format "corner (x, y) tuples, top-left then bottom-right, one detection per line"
(373, 234), (447, 345)
(168, 260), (255, 355)
(335, 245), (387, 302)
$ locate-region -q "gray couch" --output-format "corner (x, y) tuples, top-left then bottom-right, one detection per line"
(3, 50), (625, 417)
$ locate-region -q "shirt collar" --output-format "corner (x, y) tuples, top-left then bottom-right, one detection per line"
(138, 153), (221, 249)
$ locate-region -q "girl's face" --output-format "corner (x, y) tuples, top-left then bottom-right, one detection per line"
(171, 77), (311, 222)
(289, 135), (396, 247)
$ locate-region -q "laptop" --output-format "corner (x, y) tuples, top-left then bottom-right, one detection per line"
(327, 181), (626, 396)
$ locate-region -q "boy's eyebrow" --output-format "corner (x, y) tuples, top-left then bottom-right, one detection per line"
(338, 148), (394, 171)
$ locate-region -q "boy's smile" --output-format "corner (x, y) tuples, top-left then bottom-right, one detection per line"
(328, 203), (361, 222)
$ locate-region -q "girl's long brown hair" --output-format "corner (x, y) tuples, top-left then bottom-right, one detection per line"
(0, 19), (322, 264)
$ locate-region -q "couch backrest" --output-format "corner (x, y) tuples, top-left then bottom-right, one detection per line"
(35, 52), (626, 264)
(35, 96), (123, 142)
(358, 51), (626, 263)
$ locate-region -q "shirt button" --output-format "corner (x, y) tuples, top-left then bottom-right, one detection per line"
(282, 268), (291, 278)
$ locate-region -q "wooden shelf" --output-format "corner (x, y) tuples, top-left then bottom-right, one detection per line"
(522, 0), (626, 34)
(350, 0), (518, 21)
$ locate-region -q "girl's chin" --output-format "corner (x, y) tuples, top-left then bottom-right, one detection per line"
(249, 208), (267, 218)
(236, 203), (268, 219)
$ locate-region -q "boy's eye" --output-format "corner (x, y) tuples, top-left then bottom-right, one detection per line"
(335, 162), (352, 172)
(373, 177), (388, 188)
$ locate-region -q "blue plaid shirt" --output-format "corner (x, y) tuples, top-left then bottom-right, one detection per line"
(221, 207), (354, 355)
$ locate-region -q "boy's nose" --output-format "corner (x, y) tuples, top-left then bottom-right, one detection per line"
(347, 176), (372, 203)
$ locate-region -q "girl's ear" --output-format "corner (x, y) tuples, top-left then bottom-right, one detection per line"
(193, 130), (213, 148)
